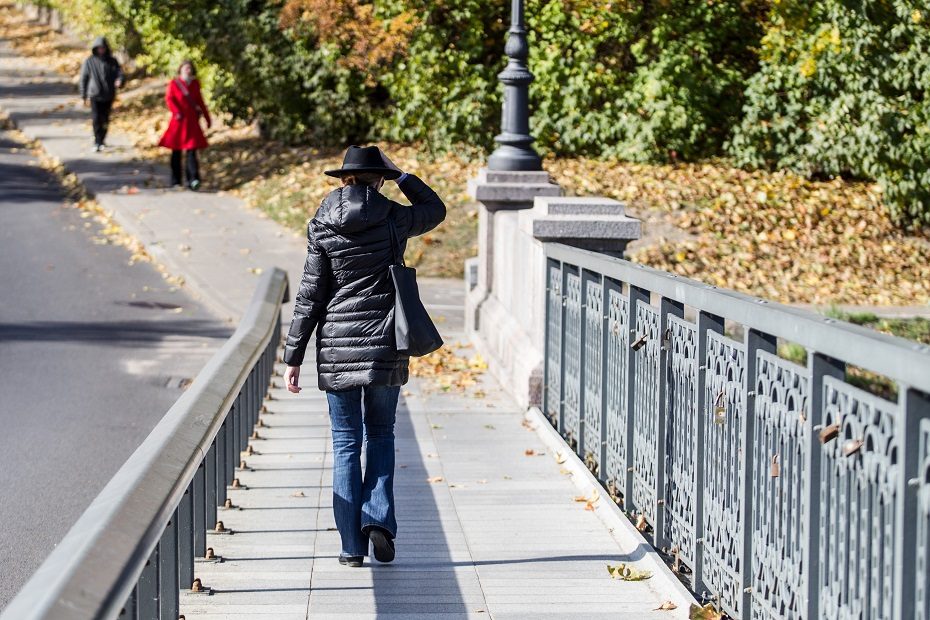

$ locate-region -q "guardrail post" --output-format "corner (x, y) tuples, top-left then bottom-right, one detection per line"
(624, 285), (650, 512)
(216, 421), (228, 507)
(741, 328), (776, 615)
(597, 275), (610, 480)
(653, 297), (685, 548)
(178, 484), (194, 589)
(137, 546), (158, 619)
(895, 387), (929, 620)
(694, 310), (724, 595)
(655, 298), (683, 549)
(805, 353), (844, 619)
(240, 387), (249, 449)
(557, 263), (568, 434)
(158, 515), (179, 620)
(205, 443), (218, 530)
(193, 460), (206, 557)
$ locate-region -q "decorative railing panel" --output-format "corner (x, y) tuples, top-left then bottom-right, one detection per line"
(562, 269), (582, 450)
(582, 274), (604, 473)
(664, 315), (698, 576)
(703, 331), (747, 617)
(820, 377), (899, 620)
(917, 418), (930, 620)
(632, 302), (661, 526)
(604, 285), (630, 496)
(542, 244), (930, 620)
(750, 352), (810, 620)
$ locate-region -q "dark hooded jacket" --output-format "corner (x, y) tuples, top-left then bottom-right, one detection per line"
(79, 37), (124, 101)
(283, 174), (446, 391)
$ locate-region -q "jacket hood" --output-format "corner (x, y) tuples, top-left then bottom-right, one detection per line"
(315, 185), (390, 234)
(91, 36), (110, 54)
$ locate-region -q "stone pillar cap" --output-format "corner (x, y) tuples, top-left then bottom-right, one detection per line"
(519, 194), (641, 242)
(468, 167), (562, 211)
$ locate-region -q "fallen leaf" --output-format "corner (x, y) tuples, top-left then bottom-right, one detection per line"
(655, 601), (678, 611)
(606, 563), (652, 581)
(555, 452), (567, 464)
(688, 603), (723, 619)
(290, 490), (305, 497)
(484, 424), (495, 430)
(636, 514), (648, 532)
(427, 476), (444, 483)
(525, 449), (536, 456)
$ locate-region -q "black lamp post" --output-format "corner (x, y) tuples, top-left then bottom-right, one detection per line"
(487, 0), (543, 171)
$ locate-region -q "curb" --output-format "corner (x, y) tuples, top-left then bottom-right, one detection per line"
(525, 406), (696, 615)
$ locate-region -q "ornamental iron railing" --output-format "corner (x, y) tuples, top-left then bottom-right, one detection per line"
(0, 268), (288, 620)
(543, 243), (930, 620)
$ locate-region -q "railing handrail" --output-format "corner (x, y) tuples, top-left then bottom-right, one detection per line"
(0, 267), (289, 620)
(546, 243), (930, 392)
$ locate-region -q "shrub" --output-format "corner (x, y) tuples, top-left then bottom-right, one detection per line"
(729, 0), (930, 226)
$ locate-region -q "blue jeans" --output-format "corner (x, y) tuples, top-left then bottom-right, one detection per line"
(326, 385), (400, 556)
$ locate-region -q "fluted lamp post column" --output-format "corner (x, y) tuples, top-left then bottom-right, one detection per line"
(488, 0), (542, 171)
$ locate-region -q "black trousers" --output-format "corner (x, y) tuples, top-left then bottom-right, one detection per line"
(90, 98), (113, 146)
(170, 149), (200, 186)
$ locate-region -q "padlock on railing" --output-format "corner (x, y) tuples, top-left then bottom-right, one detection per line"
(770, 454), (780, 478)
(843, 438), (863, 457)
(713, 392), (726, 425)
(819, 423), (840, 444)
(631, 333), (648, 351)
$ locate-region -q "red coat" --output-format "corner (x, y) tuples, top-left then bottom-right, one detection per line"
(158, 78), (211, 150)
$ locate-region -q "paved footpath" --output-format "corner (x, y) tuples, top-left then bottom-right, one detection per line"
(0, 36), (693, 619)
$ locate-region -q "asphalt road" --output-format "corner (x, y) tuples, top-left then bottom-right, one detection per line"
(0, 130), (230, 608)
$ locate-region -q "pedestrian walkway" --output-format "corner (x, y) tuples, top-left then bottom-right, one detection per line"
(0, 37), (694, 618)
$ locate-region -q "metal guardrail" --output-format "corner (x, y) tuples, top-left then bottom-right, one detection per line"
(1, 268), (288, 620)
(543, 243), (930, 620)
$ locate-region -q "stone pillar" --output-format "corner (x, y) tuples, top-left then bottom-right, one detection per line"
(465, 181), (641, 409)
(465, 168), (561, 333)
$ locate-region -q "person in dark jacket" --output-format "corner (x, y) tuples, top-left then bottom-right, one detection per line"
(282, 145), (446, 567)
(158, 60), (211, 189)
(79, 36), (124, 152)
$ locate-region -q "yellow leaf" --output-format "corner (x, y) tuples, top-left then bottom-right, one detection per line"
(689, 603), (723, 620)
(606, 563), (652, 581)
(655, 601), (678, 611)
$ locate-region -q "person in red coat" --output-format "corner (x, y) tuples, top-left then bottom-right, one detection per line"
(158, 60), (211, 190)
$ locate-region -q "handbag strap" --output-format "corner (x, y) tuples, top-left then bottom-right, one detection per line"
(387, 217), (405, 266)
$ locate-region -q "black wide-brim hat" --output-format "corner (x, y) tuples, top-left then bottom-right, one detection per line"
(324, 145), (401, 180)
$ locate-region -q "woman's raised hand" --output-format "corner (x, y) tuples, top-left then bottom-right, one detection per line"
(284, 365), (301, 393)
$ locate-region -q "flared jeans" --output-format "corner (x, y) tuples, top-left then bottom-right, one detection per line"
(326, 385), (400, 557)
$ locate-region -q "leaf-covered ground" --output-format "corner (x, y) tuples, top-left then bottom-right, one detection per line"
(4, 2), (928, 306)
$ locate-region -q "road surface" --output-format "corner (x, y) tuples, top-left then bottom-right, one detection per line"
(0, 129), (229, 607)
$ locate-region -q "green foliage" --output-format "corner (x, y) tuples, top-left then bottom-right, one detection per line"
(528, 0), (766, 160)
(372, 0), (508, 152)
(42, 0), (930, 224)
(728, 0), (930, 225)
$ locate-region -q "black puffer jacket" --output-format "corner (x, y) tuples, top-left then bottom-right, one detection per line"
(283, 174), (446, 391)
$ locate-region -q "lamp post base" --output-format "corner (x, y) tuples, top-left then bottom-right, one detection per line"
(487, 143), (542, 172)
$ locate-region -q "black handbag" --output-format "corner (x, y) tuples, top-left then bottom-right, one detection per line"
(387, 218), (443, 357)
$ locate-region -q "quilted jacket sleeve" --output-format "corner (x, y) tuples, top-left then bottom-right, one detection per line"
(283, 222), (331, 367)
(396, 174), (446, 238)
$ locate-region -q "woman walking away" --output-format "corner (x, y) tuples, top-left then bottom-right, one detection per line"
(79, 36), (123, 152)
(158, 60), (211, 190)
(282, 145), (445, 567)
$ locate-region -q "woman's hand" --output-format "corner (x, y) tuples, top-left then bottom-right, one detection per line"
(284, 365), (301, 393)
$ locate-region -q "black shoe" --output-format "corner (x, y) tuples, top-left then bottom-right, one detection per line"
(368, 528), (395, 563)
(338, 555), (364, 567)
(189, 179), (201, 191)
